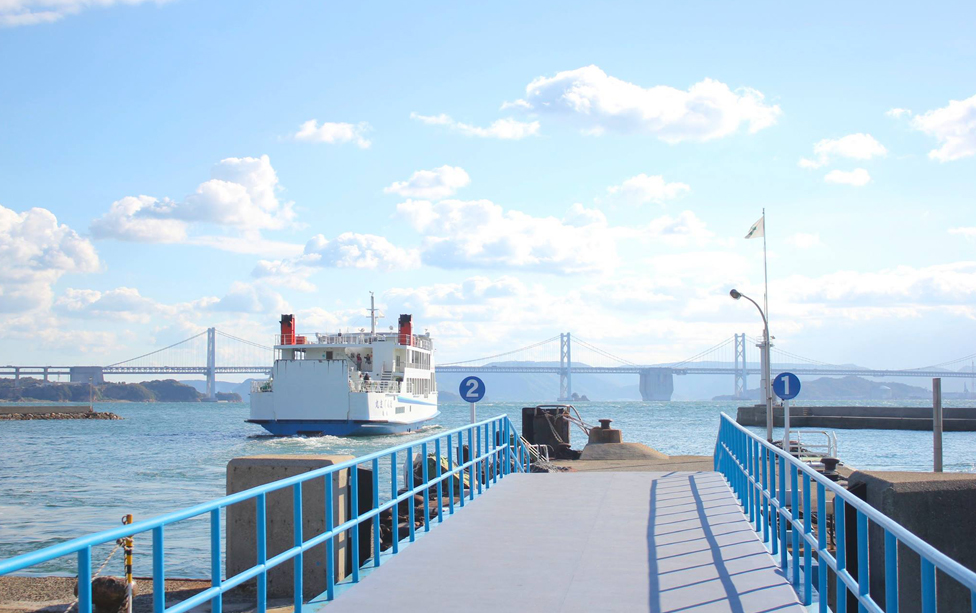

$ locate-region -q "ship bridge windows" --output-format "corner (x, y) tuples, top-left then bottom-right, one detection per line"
(407, 349), (431, 370)
(404, 377), (433, 396)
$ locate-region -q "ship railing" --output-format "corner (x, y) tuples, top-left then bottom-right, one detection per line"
(791, 429), (838, 459)
(274, 333), (433, 350)
(0, 415), (533, 613)
(359, 380), (400, 393)
(715, 412), (976, 611)
(250, 379), (272, 393)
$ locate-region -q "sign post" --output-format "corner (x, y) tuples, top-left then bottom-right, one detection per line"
(459, 376), (486, 424)
(933, 377), (943, 472)
(772, 372), (801, 454)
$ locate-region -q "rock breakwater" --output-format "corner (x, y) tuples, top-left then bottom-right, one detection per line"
(0, 411), (122, 421)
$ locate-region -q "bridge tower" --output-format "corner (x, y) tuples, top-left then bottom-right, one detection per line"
(205, 327), (216, 401)
(734, 333), (747, 398)
(559, 332), (572, 401)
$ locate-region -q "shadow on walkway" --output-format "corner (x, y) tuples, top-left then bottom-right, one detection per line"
(646, 472), (801, 613)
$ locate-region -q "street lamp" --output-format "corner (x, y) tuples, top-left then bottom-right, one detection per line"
(730, 289), (774, 442)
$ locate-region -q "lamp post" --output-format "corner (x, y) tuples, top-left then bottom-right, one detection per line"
(730, 289), (773, 442)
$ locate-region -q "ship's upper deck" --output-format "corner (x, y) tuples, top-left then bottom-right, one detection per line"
(275, 331), (433, 352)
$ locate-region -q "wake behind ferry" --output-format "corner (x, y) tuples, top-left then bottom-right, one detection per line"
(248, 303), (439, 436)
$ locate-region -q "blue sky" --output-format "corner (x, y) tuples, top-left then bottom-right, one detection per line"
(2, 0), (975, 375)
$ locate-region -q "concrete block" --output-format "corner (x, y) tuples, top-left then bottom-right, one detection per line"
(226, 455), (354, 600)
(848, 470), (976, 613)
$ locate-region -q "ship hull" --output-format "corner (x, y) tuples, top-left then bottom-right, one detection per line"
(248, 411), (440, 437)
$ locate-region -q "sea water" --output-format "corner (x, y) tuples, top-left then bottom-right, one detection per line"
(1, 399), (975, 577)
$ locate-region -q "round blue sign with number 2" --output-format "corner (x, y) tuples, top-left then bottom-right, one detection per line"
(460, 376), (486, 403)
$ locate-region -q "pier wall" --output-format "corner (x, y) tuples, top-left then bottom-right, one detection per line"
(736, 405), (976, 431)
(0, 404), (91, 415)
(226, 455), (373, 599)
(849, 471), (976, 613)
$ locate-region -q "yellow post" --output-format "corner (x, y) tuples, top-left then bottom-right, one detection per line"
(122, 515), (134, 613)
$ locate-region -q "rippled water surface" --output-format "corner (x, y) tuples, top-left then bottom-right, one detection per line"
(2, 399), (975, 577)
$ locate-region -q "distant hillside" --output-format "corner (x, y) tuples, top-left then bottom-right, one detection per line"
(713, 375), (931, 401)
(0, 378), (242, 403)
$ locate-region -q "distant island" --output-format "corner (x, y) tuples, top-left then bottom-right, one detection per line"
(0, 378), (242, 403)
(713, 375), (933, 401)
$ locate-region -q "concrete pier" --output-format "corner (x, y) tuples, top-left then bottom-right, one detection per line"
(848, 471), (976, 613)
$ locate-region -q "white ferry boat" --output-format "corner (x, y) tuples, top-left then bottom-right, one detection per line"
(248, 301), (439, 436)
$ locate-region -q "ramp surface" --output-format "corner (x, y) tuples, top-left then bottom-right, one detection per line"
(321, 471), (805, 613)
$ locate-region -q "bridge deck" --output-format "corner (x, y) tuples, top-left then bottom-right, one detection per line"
(317, 471), (804, 613)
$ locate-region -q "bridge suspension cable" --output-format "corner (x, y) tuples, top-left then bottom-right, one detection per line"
(572, 336), (637, 366)
(745, 335), (839, 367)
(670, 337), (735, 368)
(215, 330), (273, 351)
(107, 331), (208, 367)
(911, 351), (976, 372)
(440, 336), (561, 367)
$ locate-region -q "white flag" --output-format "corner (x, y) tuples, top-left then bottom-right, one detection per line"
(745, 216), (764, 239)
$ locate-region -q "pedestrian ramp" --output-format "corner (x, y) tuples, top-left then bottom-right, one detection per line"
(315, 471), (805, 613)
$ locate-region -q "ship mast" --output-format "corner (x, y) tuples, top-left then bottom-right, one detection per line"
(369, 292), (377, 335)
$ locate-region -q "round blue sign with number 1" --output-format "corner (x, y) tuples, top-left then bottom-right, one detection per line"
(773, 372), (801, 400)
(460, 376), (486, 403)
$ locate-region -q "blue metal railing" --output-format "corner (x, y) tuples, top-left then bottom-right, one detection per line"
(0, 414), (531, 612)
(715, 412), (976, 613)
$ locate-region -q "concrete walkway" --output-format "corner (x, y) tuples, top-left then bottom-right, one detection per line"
(319, 471), (805, 613)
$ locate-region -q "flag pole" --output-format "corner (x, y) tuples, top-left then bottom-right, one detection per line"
(763, 208), (768, 324)
(762, 208), (772, 443)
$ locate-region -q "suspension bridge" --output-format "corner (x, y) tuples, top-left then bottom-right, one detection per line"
(0, 328), (272, 401)
(2, 329), (974, 401)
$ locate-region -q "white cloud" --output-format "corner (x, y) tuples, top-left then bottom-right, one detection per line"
(886, 108), (912, 119)
(90, 155), (296, 247)
(250, 232), (421, 289)
(507, 65), (781, 142)
(294, 120), (372, 148)
(0, 205), (100, 312)
(910, 94), (976, 162)
(0, 311), (118, 354)
(303, 233), (421, 271)
(210, 282), (289, 314)
(0, 0), (167, 27)
(384, 165), (471, 199)
(90, 196), (188, 243)
(787, 232), (822, 249)
(636, 211), (714, 247)
(562, 202), (607, 227)
(410, 113), (539, 140)
(949, 227), (976, 239)
(602, 173), (690, 205)
(798, 133), (887, 169)
(411, 113), (454, 126)
(780, 262), (976, 306)
(54, 287), (171, 322)
(397, 199), (617, 274)
(824, 168), (871, 186)
(185, 235), (304, 258)
(251, 259), (317, 292)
